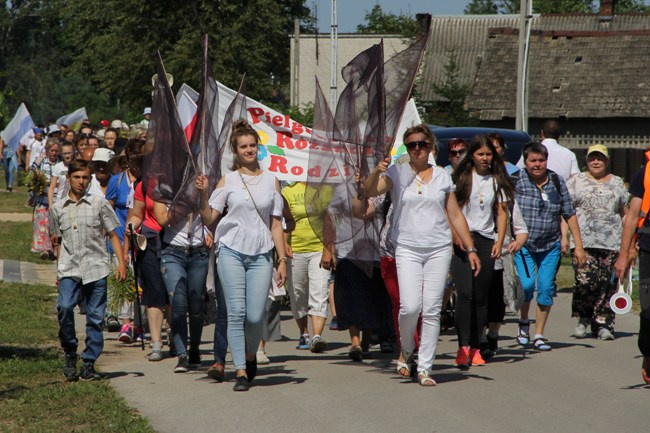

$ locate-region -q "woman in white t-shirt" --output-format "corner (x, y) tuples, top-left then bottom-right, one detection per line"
(364, 124), (480, 386)
(196, 120), (287, 392)
(450, 135), (513, 368)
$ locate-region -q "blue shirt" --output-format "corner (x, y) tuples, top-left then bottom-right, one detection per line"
(105, 173), (133, 251)
(514, 169), (575, 253)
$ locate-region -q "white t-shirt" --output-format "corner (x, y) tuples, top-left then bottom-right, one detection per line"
(27, 139), (45, 169)
(386, 163), (453, 249)
(462, 171), (505, 240)
(163, 213), (206, 248)
(516, 138), (579, 182)
(87, 175), (105, 198)
(210, 170), (282, 256)
(51, 161), (69, 202)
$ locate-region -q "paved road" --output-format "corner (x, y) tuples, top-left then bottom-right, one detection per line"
(100, 288), (648, 433)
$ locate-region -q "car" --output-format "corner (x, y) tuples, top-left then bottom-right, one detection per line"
(428, 126), (532, 167)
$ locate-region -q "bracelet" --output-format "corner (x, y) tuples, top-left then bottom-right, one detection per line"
(466, 247), (478, 254)
(278, 257), (288, 263)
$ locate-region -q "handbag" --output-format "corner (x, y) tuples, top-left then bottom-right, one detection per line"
(610, 268), (633, 315)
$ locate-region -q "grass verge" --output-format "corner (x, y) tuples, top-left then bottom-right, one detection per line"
(0, 166), (32, 213)
(0, 221), (53, 264)
(0, 282), (155, 433)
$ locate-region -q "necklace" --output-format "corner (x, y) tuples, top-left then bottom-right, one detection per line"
(475, 171), (489, 208)
(238, 169), (262, 200)
(409, 163), (431, 195)
(67, 200), (81, 231)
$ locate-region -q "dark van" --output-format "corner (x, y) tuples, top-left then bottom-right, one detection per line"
(429, 126), (532, 167)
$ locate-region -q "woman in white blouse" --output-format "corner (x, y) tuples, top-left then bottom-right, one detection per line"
(196, 120), (287, 392)
(364, 124), (480, 386)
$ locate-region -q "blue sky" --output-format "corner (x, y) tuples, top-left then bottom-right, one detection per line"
(310, 0), (469, 33)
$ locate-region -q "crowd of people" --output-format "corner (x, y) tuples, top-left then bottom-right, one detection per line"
(1, 115), (648, 389)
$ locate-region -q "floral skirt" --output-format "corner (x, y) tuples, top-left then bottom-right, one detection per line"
(31, 204), (52, 254)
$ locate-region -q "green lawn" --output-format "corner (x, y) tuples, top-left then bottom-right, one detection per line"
(0, 221), (53, 264)
(0, 166), (32, 213)
(0, 281), (155, 433)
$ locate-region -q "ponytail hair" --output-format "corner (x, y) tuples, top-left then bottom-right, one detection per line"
(229, 119), (260, 170)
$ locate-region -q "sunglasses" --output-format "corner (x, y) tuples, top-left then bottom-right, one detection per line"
(405, 140), (430, 150)
(449, 149), (465, 156)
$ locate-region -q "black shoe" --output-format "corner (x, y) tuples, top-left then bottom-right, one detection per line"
(106, 315), (120, 332)
(487, 335), (499, 353)
(233, 375), (249, 391)
(246, 358), (258, 382)
(174, 355), (189, 373)
(63, 352), (78, 381)
(188, 348), (201, 368)
(79, 362), (101, 381)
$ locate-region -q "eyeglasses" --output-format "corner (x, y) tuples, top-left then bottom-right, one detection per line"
(449, 150), (465, 156)
(405, 141), (430, 150)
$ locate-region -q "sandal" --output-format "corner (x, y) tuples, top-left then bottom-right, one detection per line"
(396, 350), (413, 378)
(517, 321), (530, 346)
(417, 371), (436, 387)
(534, 337), (552, 351)
(348, 346), (363, 362)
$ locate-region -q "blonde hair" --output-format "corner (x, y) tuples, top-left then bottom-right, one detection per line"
(402, 124), (438, 157)
(230, 119), (260, 170)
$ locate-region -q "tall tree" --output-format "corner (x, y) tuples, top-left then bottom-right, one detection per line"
(464, 0), (498, 14)
(356, 4), (418, 39)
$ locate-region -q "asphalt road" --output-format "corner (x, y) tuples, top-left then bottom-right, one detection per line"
(99, 288), (648, 433)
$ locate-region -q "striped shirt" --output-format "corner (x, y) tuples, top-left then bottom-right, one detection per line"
(514, 169), (575, 253)
(50, 192), (120, 283)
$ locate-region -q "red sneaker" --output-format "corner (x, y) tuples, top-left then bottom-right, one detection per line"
(455, 346), (470, 369)
(469, 348), (486, 366)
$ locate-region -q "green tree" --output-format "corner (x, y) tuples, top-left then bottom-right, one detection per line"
(465, 0), (598, 14)
(1, 1), (314, 125)
(356, 4), (418, 39)
(419, 51), (477, 127)
(464, 0), (498, 14)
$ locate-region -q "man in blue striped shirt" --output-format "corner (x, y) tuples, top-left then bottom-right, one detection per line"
(513, 142), (586, 351)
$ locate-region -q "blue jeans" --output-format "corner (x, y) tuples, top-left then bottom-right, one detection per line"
(217, 245), (273, 370)
(2, 148), (18, 189)
(213, 272), (228, 364)
(514, 243), (561, 307)
(161, 246), (209, 356)
(57, 277), (107, 363)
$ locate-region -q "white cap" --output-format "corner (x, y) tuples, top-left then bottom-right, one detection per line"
(143, 107), (152, 115)
(92, 148), (115, 163)
(111, 119), (123, 129)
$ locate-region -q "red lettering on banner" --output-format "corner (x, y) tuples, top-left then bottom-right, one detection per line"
(291, 123), (304, 135)
(295, 139), (308, 150)
(309, 141), (319, 150)
(276, 131), (294, 149)
(308, 166), (321, 177)
(343, 165), (352, 177)
(284, 115), (290, 128)
(272, 115), (283, 127)
(328, 168), (339, 177)
(248, 107), (264, 125)
(290, 166), (304, 176)
(268, 155), (288, 174)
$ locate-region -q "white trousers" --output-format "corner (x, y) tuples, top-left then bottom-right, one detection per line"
(396, 244), (452, 373)
(286, 252), (331, 319)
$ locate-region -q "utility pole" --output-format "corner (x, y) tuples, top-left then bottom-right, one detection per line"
(516, 0), (532, 132)
(292, 18), (300, 107)
(330, 0), (338, 110)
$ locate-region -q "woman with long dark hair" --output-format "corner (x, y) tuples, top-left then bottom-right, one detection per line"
(450, 135), (513, 368)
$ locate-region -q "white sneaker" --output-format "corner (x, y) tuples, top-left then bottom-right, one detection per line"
(574, 323), (587, 338)
(597, 328), (615, 340)
(256, 350), (270, 365)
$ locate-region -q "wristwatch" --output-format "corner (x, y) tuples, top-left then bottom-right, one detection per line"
(466, 247), (478, 254)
